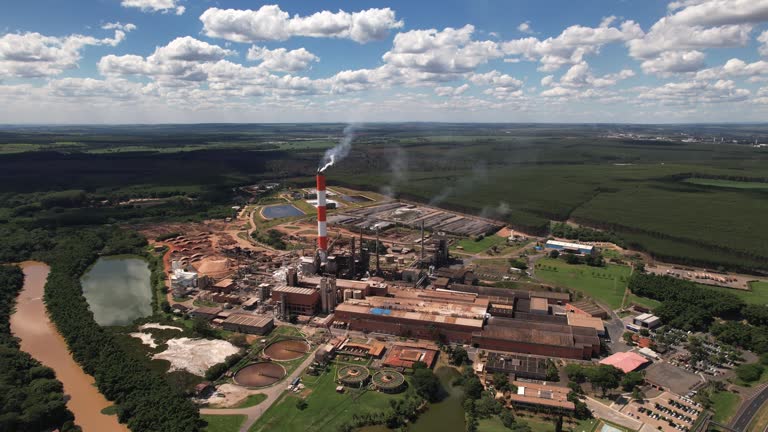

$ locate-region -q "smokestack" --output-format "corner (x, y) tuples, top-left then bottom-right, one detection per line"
(316, 172), (328, 261)
(420, 220), (425, 266)
(375, 226), (380, 274)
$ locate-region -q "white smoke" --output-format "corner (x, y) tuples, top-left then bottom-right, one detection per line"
(429, 162), (488, 206)
(381, 145), (408, 197)
(319, 124), (358, 172)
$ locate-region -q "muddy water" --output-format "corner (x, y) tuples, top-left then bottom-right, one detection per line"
(10, 261), (129, 432)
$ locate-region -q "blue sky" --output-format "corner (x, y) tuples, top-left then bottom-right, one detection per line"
(1, 0), (768, 123)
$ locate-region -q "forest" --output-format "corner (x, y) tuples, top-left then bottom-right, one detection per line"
(628, 272), (768, 355)
(0, 265), (79, 432)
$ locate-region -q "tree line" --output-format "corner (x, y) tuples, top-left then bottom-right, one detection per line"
(0, 265), (79, 432)
(34, 227), (203, 431)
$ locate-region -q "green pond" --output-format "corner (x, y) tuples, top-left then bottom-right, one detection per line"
(358, 366), (465, 432)
(81, 256), (153, 326)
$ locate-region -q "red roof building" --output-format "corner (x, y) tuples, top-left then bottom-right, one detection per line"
(599, 351), (650, 373)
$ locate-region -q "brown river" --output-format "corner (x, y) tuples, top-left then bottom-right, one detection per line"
(10, 261), (129, 432)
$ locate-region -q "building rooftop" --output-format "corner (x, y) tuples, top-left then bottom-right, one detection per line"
(600, 351), (650, 373)
(273, 285), (318, 296)
(214, 278), (234, 288)
(335, 302), (484, 329)
(192, 306), (223, 315)
(223, 313), (273, 327)
(566, 314), (605, 332)
(510, 381), (575, 410)
(530, 297), (549, 312)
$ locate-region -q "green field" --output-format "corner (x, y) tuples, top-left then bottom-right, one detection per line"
(234, 393), (267, 408)
(534, 258), (631, 309)
(684, 178), (768, 189)
(203, 414), (246, 432)
(625, 293), (662, 310)
(711, 391), (741, 424)
(454, 234), (507, 254)
(249, 364), (408, 432)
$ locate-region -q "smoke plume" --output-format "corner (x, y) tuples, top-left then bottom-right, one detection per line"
(319, 124), (358, 172)
(428, 162), (488, 206)
(381, 145), (408, 197)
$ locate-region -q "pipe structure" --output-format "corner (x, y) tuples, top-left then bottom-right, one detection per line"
(316, 172), (328, 260)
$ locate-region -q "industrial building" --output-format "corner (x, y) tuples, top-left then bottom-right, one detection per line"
(484, 352), (549, 381)
(190, 306), (222, 321)
(508, 381), (575, 414)
(633, 313), (662, 329)
(545, 240), (595, 255)
(272, 285), (320, 317)
(383, 342), (439, 369)
(221, 314), (274, 335)
(473, 317), (600, 360)
(600, 351), (650, 373)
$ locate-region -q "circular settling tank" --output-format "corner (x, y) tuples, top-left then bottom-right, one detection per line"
(233, 362), (286, 387)
(264, 339), (310, 361)
(372, 370), (406, 393)
(337, 365), (371, 387)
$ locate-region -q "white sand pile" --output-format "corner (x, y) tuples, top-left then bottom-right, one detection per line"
(206, 384), (262, 408)
(139, 323), (183, 331)
(154, 338), (240, 376)
(130, 332), (158, 348)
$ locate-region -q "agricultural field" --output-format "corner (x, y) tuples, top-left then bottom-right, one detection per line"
(1, 123), (767, 272)
(683, 178), (768, 189)
(534, 258), (632, 309)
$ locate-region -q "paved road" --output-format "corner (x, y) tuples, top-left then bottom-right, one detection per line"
(585, 396), (643, 431)
(731, 383), (768, 432)
(201, 348), (318, 432)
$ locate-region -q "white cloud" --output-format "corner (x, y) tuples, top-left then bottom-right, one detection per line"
(247, 46), (318, 73)
(0, 29), (129, 78)
(381, 25), (503, 78)
(434, 84), (469, 96)
(541, 86), (577, 97)
(517, 21), (534, 34)
(695, 58), (768, 79)
(641, 50), (707, 75)
(200, 5), (403, 43)
(545, 61), (634, 88)
(99, 37), (235, 81)
(541, 75), (554, 86)
(759, 30), (768, 57)
(666, 0), (768, 26)
(47, 77), (151, 100)
(102, 22), (137, 32)
(121, 0), (185, 15)
(637, 79), (750, 104)
(502, 20), (642, 71)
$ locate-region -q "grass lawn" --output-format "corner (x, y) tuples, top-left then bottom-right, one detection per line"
(234, 393), (267, 408)
(711, 391), (741, 423)
(203, 414), (246, 432)
(534, 258), (631, 309)
(625, 293), (662, 311)
(454, 235), (507, 254)
(249, 363), (408, 432)
(692, 281), (768, 305)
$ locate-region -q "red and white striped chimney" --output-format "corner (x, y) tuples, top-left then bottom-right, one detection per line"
(316, 172), (328, 258)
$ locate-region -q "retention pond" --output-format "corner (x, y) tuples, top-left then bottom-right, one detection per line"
(81, 256), (152, 326)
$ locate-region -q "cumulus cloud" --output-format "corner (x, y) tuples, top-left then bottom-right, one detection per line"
(434, 84), (469, 96)
(517, 21), (534, 34)
(47, 77), (151, 100)
(102, 22), (137, 32)
(501, 20), (642, 71)
(759, 30), (768, 57)
(121, 0), (185, 15)
(247, 46), (318, 73)
(695, 58), (768, 80)
(627, 0), (768, 73)
(99, 36), (235, 81)
(200, 5), (403, 43)
(637, 79), (750, 105)
(543, 61), (634, 88)
(640, 50), (707, 75)
(382, 25), (502, 77)
(0, 29), (129, 78)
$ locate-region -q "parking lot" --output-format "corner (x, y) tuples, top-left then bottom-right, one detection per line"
(621, 392), (702, 432)
(644, 362), (703, 395)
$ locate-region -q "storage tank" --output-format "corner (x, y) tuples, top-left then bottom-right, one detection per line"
(352, 289), (363, 299)
(343, 289), (353, 301)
